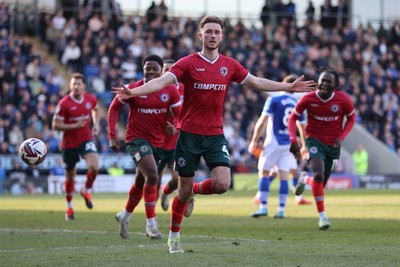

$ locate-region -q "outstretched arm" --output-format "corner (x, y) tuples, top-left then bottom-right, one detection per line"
(112, 73), (175, 100)
(244, 74), (316, 93)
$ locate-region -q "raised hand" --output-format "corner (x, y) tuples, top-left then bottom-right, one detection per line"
(291, 75), (316, 92)
(111, 83), (134, 100)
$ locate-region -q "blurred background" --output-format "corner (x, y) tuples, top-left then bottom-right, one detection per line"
(0, 0), (399, 195)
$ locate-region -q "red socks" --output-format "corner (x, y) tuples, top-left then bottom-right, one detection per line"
(125, 184), (143, 213)
(85, 170), (97, 189)
(192, 178), (214, 195)
(163, 184), (174, 195)
(312, 180), (325, 213)
(170, 196), (187, 232)
(143, 184), (158, 219)
(65, 180), (74, 202)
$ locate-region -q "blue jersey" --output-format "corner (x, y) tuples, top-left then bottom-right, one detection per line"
(264, 93), (305, 145)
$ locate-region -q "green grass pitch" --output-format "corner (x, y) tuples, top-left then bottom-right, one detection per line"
(0, 174), (399, 266)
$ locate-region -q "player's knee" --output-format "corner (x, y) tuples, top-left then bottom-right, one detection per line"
(213, 180), (230, 194)
(313, 172), (324, 182)
(89, 166), (99, 175)
(146, 173), (159, 186)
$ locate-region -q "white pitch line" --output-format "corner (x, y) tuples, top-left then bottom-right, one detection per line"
(0, 227), (269, 251)
(0, 228), (268, 243)
(0, 243), (167, 253)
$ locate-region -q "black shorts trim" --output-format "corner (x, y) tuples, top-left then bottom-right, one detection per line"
(178, 172), (195, 178)
(207, 162), (231, 171)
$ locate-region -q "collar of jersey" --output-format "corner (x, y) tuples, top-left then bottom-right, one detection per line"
(197, 52), (219, 64)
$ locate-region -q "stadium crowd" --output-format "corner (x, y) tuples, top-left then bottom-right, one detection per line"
(0, 0), (400, 173)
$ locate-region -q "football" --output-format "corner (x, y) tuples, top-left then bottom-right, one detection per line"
(19, 138), (47, 166)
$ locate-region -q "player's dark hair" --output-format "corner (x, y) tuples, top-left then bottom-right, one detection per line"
(282, 74), (298, 84)
(317, 67), (340, 90)
(142, 54), (163, 68)
(199, 16), (224, 29)
(70, 72), (86, 84)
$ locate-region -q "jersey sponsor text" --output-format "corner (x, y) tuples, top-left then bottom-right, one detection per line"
(194, 83), (227, 91)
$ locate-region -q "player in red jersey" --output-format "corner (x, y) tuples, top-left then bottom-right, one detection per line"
(158, 59), (185, 212)
(112, 15), (315, 253)
(288, 69), (356, 230)
(108, 55), (182, 240)
(52, 72), (100, 221)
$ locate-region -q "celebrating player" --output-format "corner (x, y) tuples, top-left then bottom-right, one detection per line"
(52, 72), (100, 221)
(108, 55), (181, 240)
(289, 69), (356, 230)
(112, 15), (315, 253)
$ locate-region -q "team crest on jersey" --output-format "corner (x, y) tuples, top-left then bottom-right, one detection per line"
(220, 67), (228, 76)
(331, 104), (339, 113)
(140, 146), (148, 153)
(309, 146), (318, 154)
(177, 157), (186, 167)
(85, 102), (92, 110)
(160, 93), (169, 102)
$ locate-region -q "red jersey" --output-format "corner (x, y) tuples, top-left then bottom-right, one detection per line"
(163, 81), (184, 150)
(293, 90), (355, 146)
(54, 92), (97, 149)
(108, 80), (181, 148)
(168, 52), (249, 135)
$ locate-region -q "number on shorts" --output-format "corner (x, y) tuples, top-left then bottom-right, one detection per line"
(331, 159), (338, 171)
(222, 145), (230, 156)
(85, 141), (97, 152)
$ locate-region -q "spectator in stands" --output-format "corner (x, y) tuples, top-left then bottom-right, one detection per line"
(0, 118), (7, 144)
(61, 39), (81, 72)
(45, 20), (61, 54)
(88, 13), (104, 34)
(157, 0), (168, 22)
(25, 56), (41, 79)
(352, 143), (369, 175)
(320, 0), (336, 29)
(305, 0), (315, 21)
(260, 0), (270, 27)
(273, 0), (287, 25)
(336, 0), (349, 26)
(52, 11), (66, 31)
(107, 162), (125, 176)
(8, 160), (31, 195)
(50, 157), (66, 176)
(8, 125), (24, 151)
(0, 1), (10, 30)
(146, 1), (157, 23)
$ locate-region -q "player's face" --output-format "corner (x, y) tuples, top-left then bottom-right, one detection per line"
(317, 72), (335, 100)
(162, 62), (174, 75)
(199, 23), (223, 51)
(69, 78), (85, 99)
(143, 61), (162, 82)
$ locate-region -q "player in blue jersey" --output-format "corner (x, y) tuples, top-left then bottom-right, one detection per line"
(248, 75), (310, 219)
